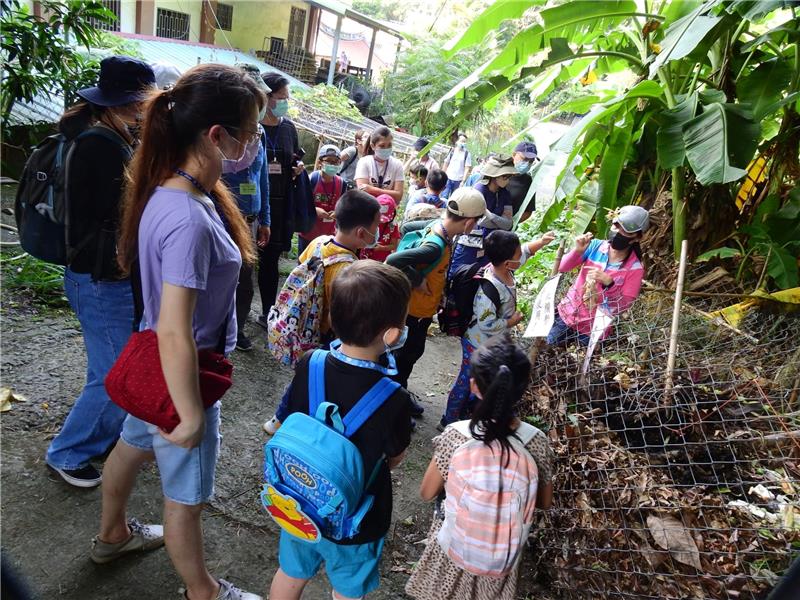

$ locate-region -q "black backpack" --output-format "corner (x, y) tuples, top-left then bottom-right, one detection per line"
(438, 262), (502, 337)
(14, 126), (130, 265)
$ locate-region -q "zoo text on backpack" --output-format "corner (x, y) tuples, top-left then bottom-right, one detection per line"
(266, 238), (355, 366)
(261, 350), (401, 542)
(14, 127), (131, 265)
(437, 420), (540, 577)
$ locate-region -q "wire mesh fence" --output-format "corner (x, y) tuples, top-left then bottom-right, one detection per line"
(521, 266), (799, 599)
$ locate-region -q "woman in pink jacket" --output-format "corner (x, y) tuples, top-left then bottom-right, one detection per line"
(548, 205), (649, 346)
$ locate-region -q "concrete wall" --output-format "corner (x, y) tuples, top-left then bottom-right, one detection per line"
(119, 0), (137, 32)
(214, 1), (310, 54)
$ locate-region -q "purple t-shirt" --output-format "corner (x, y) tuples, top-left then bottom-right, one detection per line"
(138, 187), (242, 354)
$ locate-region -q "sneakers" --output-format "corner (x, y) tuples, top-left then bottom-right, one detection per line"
(408, 392), (425, 417)
(48, 463), (102, 488)
(90, 518), (164, 564)
(263, 416), (281, 435)
(215, 579), (262, 600)
(256, 314), (270, 330)
(236, 333), (254, 352)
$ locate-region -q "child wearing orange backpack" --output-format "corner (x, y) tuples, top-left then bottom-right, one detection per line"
(406, 333), (554, 600)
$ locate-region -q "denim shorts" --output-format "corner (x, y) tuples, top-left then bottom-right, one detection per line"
(120, 402), (221, 505)
(279, 531), (384, 599)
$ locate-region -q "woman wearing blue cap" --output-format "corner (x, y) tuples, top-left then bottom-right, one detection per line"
(45, 56), (156, 489)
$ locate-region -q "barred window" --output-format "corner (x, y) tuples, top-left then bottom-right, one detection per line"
(90, 0), (121, 32)
(288, 7), (306, 48)
(156, 8), (190, 41)
(216, 3), (233, 31)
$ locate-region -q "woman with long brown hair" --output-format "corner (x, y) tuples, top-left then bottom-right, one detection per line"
(92, 64), (262, 600)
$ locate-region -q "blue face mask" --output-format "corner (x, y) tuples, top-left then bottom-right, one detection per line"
(384, 326), (408, 353)
(375, 147), (393, 161)
(271, 98), (289, 118)
(515, 161), (531, 173)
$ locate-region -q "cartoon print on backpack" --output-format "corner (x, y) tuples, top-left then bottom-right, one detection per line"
(261, 485), (321, 542)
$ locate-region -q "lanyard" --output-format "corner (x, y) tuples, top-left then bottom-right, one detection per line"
(327, 238), (357, 254)
(329, 339), (398, 376)
(262, 124), (281, 162)
(375, 157), (390, 187)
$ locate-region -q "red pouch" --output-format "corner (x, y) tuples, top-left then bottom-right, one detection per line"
(105, 330), (233, 433)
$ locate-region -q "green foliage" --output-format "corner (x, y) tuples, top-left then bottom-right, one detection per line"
(351, 0), (409, 23)
(292, 84), (363, 122)
(696, 192), (800, 289)
(1, 0), (115, 125)
(0, 251), (68, 309)
(382, 39), (482, 136)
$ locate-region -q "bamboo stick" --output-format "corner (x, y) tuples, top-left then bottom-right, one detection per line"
(664, 239), (689, 402)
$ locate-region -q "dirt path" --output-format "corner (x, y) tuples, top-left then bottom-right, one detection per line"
(1, 289), (466, 599)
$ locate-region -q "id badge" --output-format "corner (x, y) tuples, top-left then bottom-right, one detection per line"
(268, 162), (282, 175)
(239, 182), (257, 195)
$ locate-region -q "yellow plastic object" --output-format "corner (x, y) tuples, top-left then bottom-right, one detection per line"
(709, 287), (800, 328)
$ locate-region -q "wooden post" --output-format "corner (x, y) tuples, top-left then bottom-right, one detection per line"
(365, 28), (378, 81)
(327, 15), (343, 85)
(528, 240), (566, 365)
(664, 239), (689, 400)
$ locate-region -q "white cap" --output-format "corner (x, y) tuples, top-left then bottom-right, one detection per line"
(150, 61), (182, 90)
(614, 205), (650, 233)
(447, 187), (487, 218)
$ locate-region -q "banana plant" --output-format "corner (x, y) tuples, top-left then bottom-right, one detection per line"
(429, 0), (799, 269)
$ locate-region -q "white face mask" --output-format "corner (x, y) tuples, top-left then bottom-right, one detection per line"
(363, 225), (380, 248)
(375, 147), (393, 161)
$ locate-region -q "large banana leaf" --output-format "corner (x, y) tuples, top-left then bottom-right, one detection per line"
(726, 0), (788, 20)
(682, 103), (760, 184)
(656, 93), (698, 169)
(444, 0), (544, 56)
(597, 115), (635, 236)
(736, 57), (793, 119)
(648, 1), (721, 77)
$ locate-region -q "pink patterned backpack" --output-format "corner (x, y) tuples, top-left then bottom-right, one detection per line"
(437, 421), (540, 578)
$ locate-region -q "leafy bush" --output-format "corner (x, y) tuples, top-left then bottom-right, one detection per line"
(1, 251), (68, 309)
(292, 85), (363, 122)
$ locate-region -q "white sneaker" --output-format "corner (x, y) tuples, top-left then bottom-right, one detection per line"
(262, 416), (281, 435)
(217, 579), (262, 600)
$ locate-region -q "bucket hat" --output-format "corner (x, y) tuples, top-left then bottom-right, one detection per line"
(479, 155), (517, 181)
(447, 187), (487, 219)
(77, 56), (156, 107)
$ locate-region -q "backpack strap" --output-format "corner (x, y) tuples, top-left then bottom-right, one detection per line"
(308, 349), (329, 416)
(339, 148), (358, 175)
(342, 377), (401, 438)
(513, 421), (541, 446)
(479, 278), (503, 315)
(76, 126), (133, 160)
(418, 228), (448, 277)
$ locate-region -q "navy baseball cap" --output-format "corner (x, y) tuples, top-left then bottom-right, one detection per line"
(413, 137), (430, 152)
(514, 141), (538, 159)
(78, 56), (156, 107)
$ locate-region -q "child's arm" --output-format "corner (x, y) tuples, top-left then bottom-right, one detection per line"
(387, 450), (406, 470)
(386, 243), (442, 288)
(419, 457), (445, 501)
(520, 231), (556, 266)
(537, 481), (554, 510)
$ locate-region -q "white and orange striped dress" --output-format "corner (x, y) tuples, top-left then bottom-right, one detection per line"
(406, 426), (554, 600)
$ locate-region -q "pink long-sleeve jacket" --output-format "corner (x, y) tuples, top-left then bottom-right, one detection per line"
(557, 239), (644, 337)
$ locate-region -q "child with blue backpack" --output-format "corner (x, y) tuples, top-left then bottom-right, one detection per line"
(265, 260), (414, 600)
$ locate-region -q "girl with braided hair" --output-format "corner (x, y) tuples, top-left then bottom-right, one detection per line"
(406, 333), (554, 600)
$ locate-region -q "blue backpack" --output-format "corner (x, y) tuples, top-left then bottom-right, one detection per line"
(262, 350), (401, 543)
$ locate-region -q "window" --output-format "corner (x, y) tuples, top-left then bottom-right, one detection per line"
(269, 37), (285, 54)
(90, 0), (121, 32)
(288, 7), (306, 48)
(215, 3), (233, 31)
(156, 8), (190, 41)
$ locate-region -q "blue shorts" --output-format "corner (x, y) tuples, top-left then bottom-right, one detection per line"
(119, 402), (221, 505)
(278, 531), (384, 598)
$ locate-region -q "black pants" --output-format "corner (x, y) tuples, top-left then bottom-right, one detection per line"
(393, 315), (433, 389)
(258, 243), (284, 317)
(235, 260), (254, 336)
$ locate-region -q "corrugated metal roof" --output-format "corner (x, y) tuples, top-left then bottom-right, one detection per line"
(7, 35), (308, 126)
